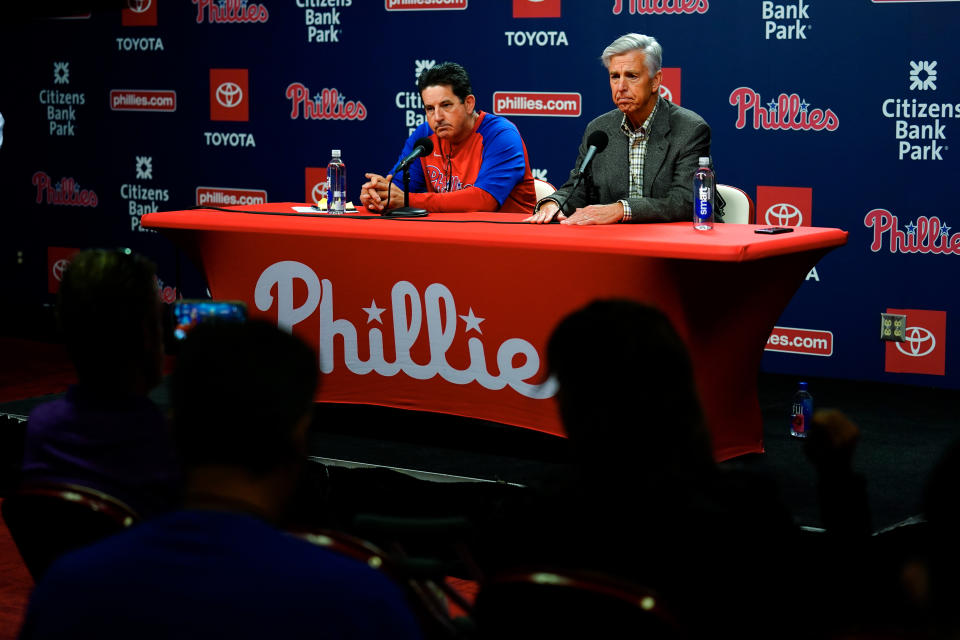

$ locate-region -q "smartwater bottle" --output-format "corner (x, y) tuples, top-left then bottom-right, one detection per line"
(790, 381), (814, 438)
(693, 156), (714, 231)
(327, 149), (346, 215)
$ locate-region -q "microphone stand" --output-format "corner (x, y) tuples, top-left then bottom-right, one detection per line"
(383, 163), (428, 218)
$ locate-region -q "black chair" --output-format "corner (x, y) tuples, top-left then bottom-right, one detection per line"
(473, 568), (684, 639)
(1, 481), (139, 581)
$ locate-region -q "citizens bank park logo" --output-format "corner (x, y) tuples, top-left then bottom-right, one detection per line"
(286, 84), (367, 121)
(513, 0), (560, 17)
(612, 0), (709, 14)
(730, 88), (839, 131)
(872, 1), (960, 3)
(397, 60), (431, 135)
(197, 186), (267, 207)
(43, 62), (84, 136)
(881, 60), (953, 161)
(32, 171), (98, 207)
(255, 262), (557, 399)
(492, 92), (581, 117)
(47, 247), (80, 294)
(124, 155), (170, 233)
(761, 0), (812, 40)
(765, 326), (833, 357)
(122, 0), (158, 26)
(864, 210), (960, 255)
(884, 309), (946, 377)
(192, 0), (268, 23)
(110, 89), (176, 112)
(301, 0), (350, 43)
(305, 168), (328, 204)
(755, 186), (812, 226)
(385, 0), (467, 10)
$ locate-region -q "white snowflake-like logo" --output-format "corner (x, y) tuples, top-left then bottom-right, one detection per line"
(414, 60), (436, 82)
(135, 156), (153, 180)
(53, 62), (70, 85)
(909, 60), (937, 91)
(531, 168), (548, 181)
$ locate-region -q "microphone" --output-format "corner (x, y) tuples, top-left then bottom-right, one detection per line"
(577, 131), (608, 175)
(394, 136), (434, 172)
(549, 131), (609, 219)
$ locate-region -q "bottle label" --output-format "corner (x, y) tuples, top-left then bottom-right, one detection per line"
(696, 198), (712, 220)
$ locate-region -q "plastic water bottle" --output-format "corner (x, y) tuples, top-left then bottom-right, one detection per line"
(790, 381), (814, 438)
(692, 156), (714, 231)
(326, 149), (346, 215)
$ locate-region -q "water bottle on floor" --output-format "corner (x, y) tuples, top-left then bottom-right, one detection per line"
(790, 381), (813, 438)
(327, 149), (346, 215)
(692, 156), (714, 231)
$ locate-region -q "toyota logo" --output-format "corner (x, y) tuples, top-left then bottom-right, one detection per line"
(216, 82), (244, 108)
(658, 85), (673, 102)
(764, 203), (804, 226)
(52, 259), (70, 281)
(896, 326), (937, 358)
(311, 181), (326, 203)
(127, 0), (152, 13)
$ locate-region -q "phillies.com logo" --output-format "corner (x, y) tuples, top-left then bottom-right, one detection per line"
(730, 88), (839, 131)
(286, 84), (367, 121)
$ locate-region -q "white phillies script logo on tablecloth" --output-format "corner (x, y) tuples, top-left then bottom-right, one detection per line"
(254, 261), (557, 399)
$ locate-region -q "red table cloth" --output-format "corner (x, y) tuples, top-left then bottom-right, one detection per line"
(143, 204), (847, 461)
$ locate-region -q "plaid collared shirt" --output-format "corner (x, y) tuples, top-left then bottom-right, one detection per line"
(618, 99), (660, 222)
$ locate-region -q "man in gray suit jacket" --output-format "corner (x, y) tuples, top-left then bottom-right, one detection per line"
(525, 33), (711, 225)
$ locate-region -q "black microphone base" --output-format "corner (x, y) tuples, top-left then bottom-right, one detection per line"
(383, 206), (428, 218)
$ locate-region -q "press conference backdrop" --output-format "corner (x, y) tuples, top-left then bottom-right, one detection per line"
(1, 0), (958, 389)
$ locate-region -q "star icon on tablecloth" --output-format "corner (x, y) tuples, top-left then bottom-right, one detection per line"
(362, 300), (385, 324)
(459, 308), (484, 334)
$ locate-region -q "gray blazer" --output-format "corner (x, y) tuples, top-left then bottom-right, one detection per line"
(546, 98), (711, 223)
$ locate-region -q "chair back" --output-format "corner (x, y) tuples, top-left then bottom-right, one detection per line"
(533, 178), (556, 201)
(473, 568), (683, 639)
(716, 184), (755, 224)
(1, 481), (139, 580)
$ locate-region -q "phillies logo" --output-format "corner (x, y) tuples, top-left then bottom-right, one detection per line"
(730, 88), (839, 131)
(286, 84), (367, 121)
(32, 172), (98, 207)
(612, 0), (708, 14)
(254, 262), (557, 399)
(659, 68), (681, 105)
(865, 210), (960, 255)
(305, 167), (328, 204)
(122, 0), (157, 25)
(885, 309), (946, 376)
(756, 186), (812, 227)
(193, 0), (269, 23)
(210, 69), (248, 121)
(513, 0), (561, 18)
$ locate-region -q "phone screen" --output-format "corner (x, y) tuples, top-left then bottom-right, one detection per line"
(172, 300), (247, 341)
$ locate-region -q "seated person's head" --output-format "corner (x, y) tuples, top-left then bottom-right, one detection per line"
(57, 248), (163, 394)
(547, 299), (714, 478)
(170, 320), (318, 481)
(416, 62), (476, 142)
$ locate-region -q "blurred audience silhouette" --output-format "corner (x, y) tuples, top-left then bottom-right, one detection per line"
(19, 248), (179, 518)
(17, 320), (423, 639)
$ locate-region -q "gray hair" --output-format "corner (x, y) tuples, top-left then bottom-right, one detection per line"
(601, 33), (662, 76)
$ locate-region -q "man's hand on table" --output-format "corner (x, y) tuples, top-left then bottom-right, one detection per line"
(523, 201), (566, 224)
(561, 202), (624, 225)
(359, 173), (404, 212)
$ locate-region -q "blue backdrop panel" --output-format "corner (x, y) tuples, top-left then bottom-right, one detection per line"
(1, 0), (958, 389)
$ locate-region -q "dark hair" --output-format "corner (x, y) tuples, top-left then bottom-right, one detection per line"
(170, 320), (319, 475)
(417, 61), (473, 102)
(57, 248), (161, 384)
(547, 299), (714, 476)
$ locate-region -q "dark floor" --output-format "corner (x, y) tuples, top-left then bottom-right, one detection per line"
(3, 371), (958, 532)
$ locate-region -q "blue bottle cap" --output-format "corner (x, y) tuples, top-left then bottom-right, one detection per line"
(798, 381), (808, 390)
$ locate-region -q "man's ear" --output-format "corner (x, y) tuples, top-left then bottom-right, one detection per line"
(652, 69), (663, 93)
(464, 94), (476, 114)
